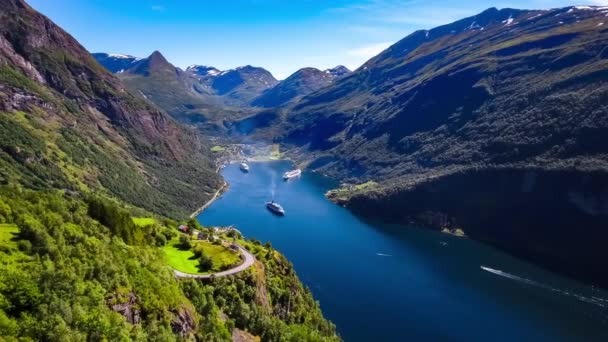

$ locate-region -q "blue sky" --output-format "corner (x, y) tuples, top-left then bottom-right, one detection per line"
(28, 0), (606, 79)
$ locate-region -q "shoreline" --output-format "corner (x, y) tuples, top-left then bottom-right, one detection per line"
(190, 181), (229, 218)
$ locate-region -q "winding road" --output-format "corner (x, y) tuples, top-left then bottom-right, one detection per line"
(173, 244), (255, 279)
(190, 182), (228, 219)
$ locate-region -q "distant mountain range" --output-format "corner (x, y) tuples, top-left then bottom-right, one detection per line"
(93, 52), (351, 132)
(93, 50), (254, 133)
(94, 52), (281, 105)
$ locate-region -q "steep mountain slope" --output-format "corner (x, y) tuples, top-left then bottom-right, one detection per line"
(281, 7), (608, 286)
(252, 66), (351, 108)
(0, 0), (222, 218)
(0, 1), (340, 340)
(92, 52), (141, 73)
(286, 6), (608, 179)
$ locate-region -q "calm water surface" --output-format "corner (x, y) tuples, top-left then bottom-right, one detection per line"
(198, 161), (608, 342)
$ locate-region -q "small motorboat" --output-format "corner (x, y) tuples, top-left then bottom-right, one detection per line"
(240, 162), (250, 172)
(283, 169), (302, 180)
(266, 201), (285, 216)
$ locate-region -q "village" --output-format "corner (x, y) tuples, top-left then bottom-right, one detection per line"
(210, 142), (283, 171)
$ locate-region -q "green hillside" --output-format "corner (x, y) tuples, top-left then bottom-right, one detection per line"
(0, 0), (340, 340)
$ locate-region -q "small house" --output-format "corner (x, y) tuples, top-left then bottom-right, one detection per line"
(229, 243), (239, 251)
(178, 225), (189, 233)
(197, 232), (208, 240)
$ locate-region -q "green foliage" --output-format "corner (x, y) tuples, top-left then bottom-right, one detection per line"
(0, 65), (53, 102)
(178, 235), (192, 250)
(0, 185), (340, 340)
(198, 253), (214, 272)
(163, 239), (240, 274)
(187, 217), (202, 231)
(132, 217), (156, 227)
(0, 186), (197, 340)
(87, 196), (142, 245)
(0, 3), (339, 341)
(191, 236), (341, 342)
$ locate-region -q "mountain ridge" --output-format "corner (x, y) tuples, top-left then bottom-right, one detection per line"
(252, 66), (351, 108)
(0, 0), (222, 217)
(272, 5), (608, 287)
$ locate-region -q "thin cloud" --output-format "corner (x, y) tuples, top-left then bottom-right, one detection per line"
(151, 5), (165, 11)
(347, 42), (393, 58)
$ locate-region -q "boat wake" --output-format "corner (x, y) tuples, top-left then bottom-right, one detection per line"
(480, 266), (607, 308)
(376, 253), (392, 257)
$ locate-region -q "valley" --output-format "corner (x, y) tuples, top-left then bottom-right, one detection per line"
(2, 0), (608, 340)
(99, 5), (608, 289)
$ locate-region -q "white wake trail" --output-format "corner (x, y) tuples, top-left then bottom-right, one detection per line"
(480, 266), (607, 308)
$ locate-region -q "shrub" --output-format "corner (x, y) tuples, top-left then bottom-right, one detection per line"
(178, 235), (192, 250)
(198, 253), (213, 272)
(155, 234), (167, 247)
(17, 240), (31, 253)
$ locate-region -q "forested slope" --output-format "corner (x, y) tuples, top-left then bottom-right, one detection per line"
(0, 1), (340, 340)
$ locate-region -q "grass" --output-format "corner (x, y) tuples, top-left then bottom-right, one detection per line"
(354, 181), (378, 191)
(132, 217), (156, 227)
(0, 224), (29, 263)
(162, 237), (241, 274)
(0, 224), (19, 249)
(210, 145), (225, 153)
(326, 180), (380, 202)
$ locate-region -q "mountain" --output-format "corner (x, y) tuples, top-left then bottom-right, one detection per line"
(125, 50), (177, 77)
(252, 66), (351, 108)
(0, 1), (223, 218)
(91, 52), (141, 73)
(108, 51), (251, 133)
(94, 55), (278, 106)
(278, 7), (608, 286)
(0, 1), (340, 340)
(210, 65), (278, 103)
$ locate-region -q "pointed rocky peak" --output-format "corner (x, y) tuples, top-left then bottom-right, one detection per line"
(126, 50), (176, 77)
(148, 50), (168, 65)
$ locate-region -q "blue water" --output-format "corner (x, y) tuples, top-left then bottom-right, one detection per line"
(199, 161), (608, 341)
